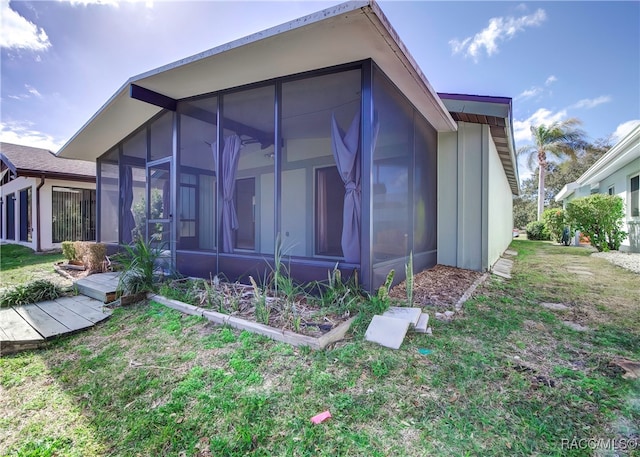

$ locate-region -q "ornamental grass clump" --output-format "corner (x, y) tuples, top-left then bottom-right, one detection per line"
(0, 280), (64, 308)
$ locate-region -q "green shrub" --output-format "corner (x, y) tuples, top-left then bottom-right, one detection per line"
(0, 280), (64, 308)
(542, 208), (569, 243)
(114, 238), (169, 296)
(61, 241), (76, 262)
(566, 194), (627, 252)
(526, 220), (550, 240)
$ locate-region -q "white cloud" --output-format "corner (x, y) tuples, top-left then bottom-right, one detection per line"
(570, 95), (611, 110)
(517, 86), (542, 100)
(516, 75), (556, 100)
(60, 0), (154, 7)
(26, 85), (42, 98)
(450, 9), (546, 62)
(611, 120), (640, 143)
(6, 84), (43, 100)
(513, 107), (568, 143)
(0, 120), (64, 152)
(0, 0), (51, 51)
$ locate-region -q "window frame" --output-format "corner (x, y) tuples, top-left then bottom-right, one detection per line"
(630, 174), (639, 218)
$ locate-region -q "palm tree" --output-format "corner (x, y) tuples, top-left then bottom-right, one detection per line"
(518, 118), (587, 219)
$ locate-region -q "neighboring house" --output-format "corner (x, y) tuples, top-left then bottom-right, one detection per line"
(0, 142), (96, 251)
(57, 0), (519, 292)
(555, 125), (640, 253)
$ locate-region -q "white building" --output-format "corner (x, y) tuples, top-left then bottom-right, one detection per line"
(555, 125), (640, 252)
(1, 142), (96, 251)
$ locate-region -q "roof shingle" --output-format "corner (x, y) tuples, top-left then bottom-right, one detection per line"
(0, 142), (95, 178)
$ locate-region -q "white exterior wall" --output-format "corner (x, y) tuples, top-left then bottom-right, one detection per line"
(40, 179), (96, 251)
(438, 122), (492, 271)
(595, 157), (639, 252)
(487, 133), (514, 266)
(437, 131), (459, 267)
(0, 177), (95, 251)
(0, 176), (38, 251)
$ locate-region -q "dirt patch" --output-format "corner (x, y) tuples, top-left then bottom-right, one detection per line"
(389, 264), (484, 310)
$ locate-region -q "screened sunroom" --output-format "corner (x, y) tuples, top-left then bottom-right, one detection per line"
(94, 60), (438, 292)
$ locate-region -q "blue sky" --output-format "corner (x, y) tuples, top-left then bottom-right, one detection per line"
(2, 0), (639, 177)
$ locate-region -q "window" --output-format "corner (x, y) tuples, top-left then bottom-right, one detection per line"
(99, 148), (119, 243)
(6, 193), (15, 240)
(179, 173), (197, 242)
(608, 186), (615, 195)
(150, 112), (173, 161)
(281, 69), (361, 258)
(316, 166), (344, 256)
(234, 177), (255, 250)
(52, 187), (96, 242)
(19, 188), (31, 242)
(631, 175), (639, 217)
(178, 95), (217, 251)
(222, 85), (275, 254)
(372, 67), (413, 261)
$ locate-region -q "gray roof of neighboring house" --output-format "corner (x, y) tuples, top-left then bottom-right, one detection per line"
(0, 142), (95, 181)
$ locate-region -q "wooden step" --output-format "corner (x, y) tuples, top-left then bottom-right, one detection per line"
(75, 273), (120, 303)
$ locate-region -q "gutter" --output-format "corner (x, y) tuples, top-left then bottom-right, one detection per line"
(36, 176), (45, 252)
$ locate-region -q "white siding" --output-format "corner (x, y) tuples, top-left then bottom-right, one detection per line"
(487, 134), (513, 266)
(1, 177), (95, 251)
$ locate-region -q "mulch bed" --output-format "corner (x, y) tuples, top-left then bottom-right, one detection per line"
(389, 264), (484, 310)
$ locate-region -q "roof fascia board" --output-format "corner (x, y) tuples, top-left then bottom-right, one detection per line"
(365, 1), (456, 131)
(0, 153), (17, 175)
(17, 169), (96, 182)
(576, 125), (640, 186)
(128, 1), (371, 86)
(555, 182), (578, 202)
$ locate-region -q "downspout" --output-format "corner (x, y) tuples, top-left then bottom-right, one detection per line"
(36, 175), (45, 251)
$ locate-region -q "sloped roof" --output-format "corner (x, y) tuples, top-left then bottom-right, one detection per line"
(438, 93), (520, 195)
(0, 142), (95, 181)
(555, 124), (640, 201)
(57, 0), (456, 161)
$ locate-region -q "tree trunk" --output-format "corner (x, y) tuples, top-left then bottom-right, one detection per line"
(537, 157), (546, 220)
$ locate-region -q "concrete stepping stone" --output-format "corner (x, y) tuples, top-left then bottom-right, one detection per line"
(413, 313), (430, 333)
(365, 315), (411, 349)
(492, 258), (513, 279)
(382, 307), (422, 326)
(504, 249), (518, 256)
(540, 302), (570, 311)
(562, 321), (590, 332)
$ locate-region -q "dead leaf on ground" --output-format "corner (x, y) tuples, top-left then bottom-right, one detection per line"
(610, 358), (640, 379)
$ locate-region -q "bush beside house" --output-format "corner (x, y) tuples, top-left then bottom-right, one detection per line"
(566, 194), (627, 252)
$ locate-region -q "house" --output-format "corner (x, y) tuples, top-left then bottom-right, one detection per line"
(555, 124), (640, 252)
(0, 142), (96, 252)
(56, 1), (519, 292)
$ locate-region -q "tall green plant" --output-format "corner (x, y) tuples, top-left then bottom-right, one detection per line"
(566, 194), (627, 252)
(517, 118), (587, 219)
(114, 237), (168, 296)
(542, 208), (568, 243)
(405, 252), (414, 306)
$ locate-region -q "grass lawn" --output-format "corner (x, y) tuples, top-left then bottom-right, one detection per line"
(0, 244), (65, 289)
(1, 240), (639, 456)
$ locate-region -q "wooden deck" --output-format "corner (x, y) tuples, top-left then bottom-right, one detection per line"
(75, 272), (120, 303)
(0, 296), (112, 356)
